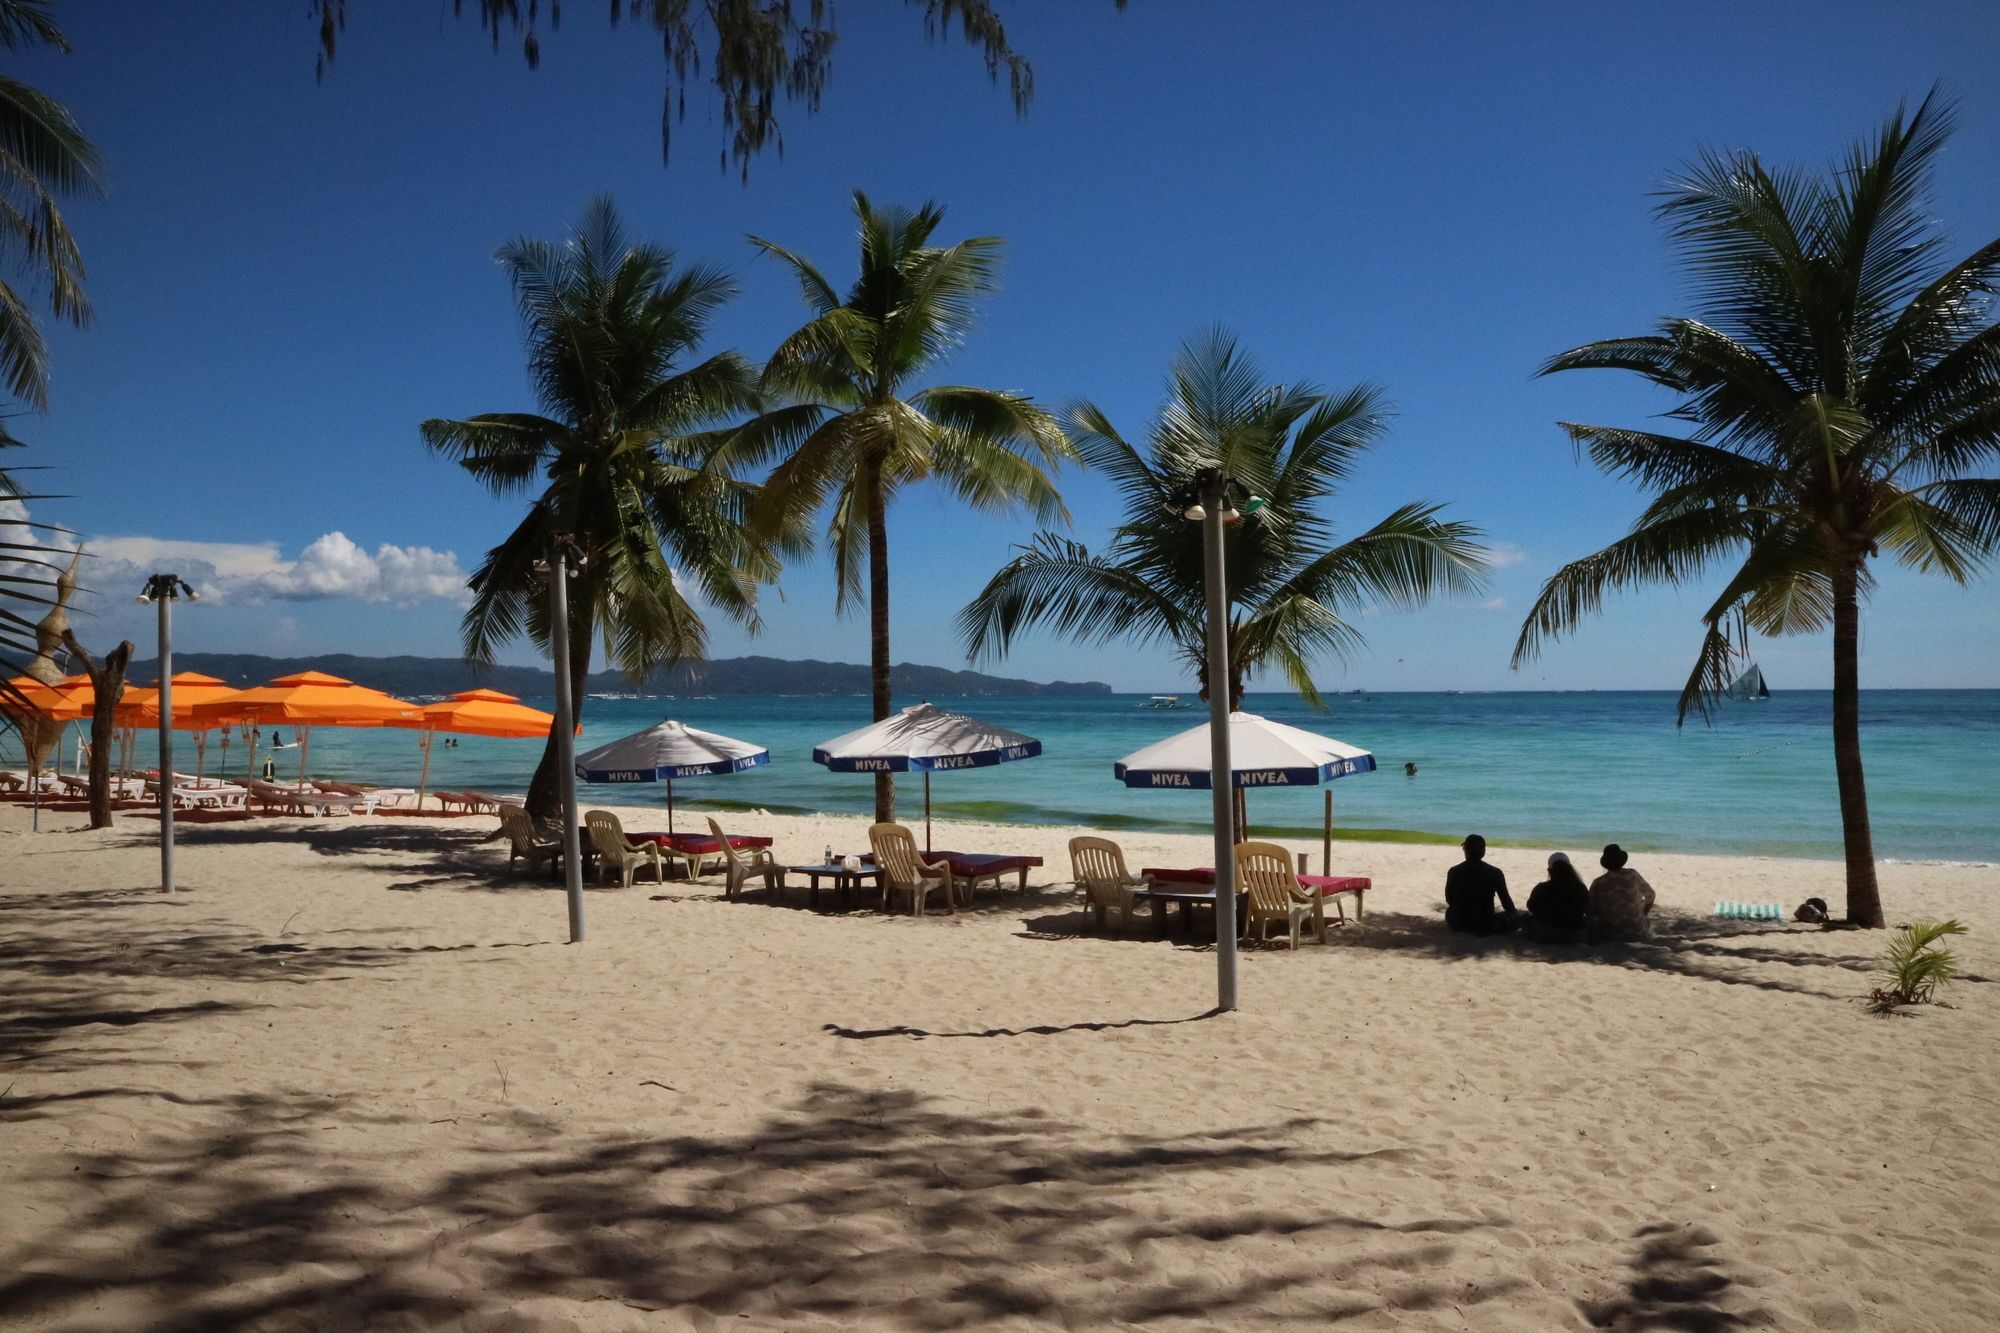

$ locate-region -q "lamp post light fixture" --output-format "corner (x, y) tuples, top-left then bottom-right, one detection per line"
(534, 537), (589, 944)
(1163, 467), (1264, 1014)
(137, 573), (197, 893)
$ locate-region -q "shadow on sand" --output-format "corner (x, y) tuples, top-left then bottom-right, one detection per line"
(0, 1079), (1527, 1330)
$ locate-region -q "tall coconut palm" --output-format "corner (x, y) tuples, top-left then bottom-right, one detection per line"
(424, 196), (775, 820)
(961, 329), (1488, 712)
(1513, 92), (2000, 928)
(0, 0), (100, 414)
(726, 192), (1073, 821)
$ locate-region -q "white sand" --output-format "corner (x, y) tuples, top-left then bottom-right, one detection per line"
(2, 797), (1996, 1331)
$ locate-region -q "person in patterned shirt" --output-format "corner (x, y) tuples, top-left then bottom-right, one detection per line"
(1587, 843), (1656, 941)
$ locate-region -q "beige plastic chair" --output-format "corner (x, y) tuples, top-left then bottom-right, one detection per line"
(499, 805), (564, 876)
(1236, 840), (1327, 949)
(706, 817), (779, 898)
(1068, 836), (1152, 934)
(868, 822), (956, 917)
(585, 810), (666, 887)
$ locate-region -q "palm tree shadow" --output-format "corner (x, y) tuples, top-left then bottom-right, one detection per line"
(1324, 912), (1879, 1001)
(1579, 1221), (1768, 1330)
(0, 1079), (1527, 1329)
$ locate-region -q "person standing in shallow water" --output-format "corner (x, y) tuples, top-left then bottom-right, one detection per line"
(1444, 834), (1515, 935)
(1588, 843), (1656, 941)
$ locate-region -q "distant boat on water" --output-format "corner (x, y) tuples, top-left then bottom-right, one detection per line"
(1726, 663), (1772, 701)
(1139, 695), (1190, 710)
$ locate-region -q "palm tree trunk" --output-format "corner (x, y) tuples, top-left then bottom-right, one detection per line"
(61, 631), (132, 829)
(526, 611), (593, 824)
(1831, 562), (1883, 927)
(865, 453), (896, 823)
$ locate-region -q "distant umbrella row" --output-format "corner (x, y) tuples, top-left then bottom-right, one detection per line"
(5, 676), (1378, 832)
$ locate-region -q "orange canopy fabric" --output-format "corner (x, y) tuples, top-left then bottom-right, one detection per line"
(190, 670), (418, 727)
(2, 673), (94, 721)
(116, 672), (242, 731)
(391, 688), (555, 740)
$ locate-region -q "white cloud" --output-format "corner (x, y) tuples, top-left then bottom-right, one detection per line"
(260, 532), (469, 604)
(1478, 596), (1508, 612)
(1485, 541), (1531, 569)
(17, 511), (474, 610)
(88, 535), (286, 580)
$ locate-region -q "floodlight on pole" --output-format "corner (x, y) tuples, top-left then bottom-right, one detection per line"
(141, 573), (197, 894)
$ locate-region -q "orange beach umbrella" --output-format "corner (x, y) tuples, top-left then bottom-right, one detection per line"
(386, 688), (556, 807)
(3, 673), (94, 722)
(116, 672), (244, 782)
(192, 670), (419, 785)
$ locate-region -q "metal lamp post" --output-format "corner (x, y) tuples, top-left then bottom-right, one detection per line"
(1170, 467), (1265, 1014)
(137, 573), (197, 893)
(538, 540), (587, 944)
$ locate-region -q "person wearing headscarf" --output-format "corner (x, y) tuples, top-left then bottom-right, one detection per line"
(1527, 851), (1590, 939)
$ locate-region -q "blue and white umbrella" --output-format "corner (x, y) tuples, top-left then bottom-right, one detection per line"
(1115, 711), (1374, 789)
(574, 719), (769, 834)
(1114, 712), (1374, 872)
(813, 702), (1041, 850)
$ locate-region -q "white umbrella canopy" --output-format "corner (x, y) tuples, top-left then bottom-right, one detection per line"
(1115, 711), (1374, 789)
(573, 719), (769, 834)
(813, 702), (1042, 851)
(1114, 711), (1376, 873)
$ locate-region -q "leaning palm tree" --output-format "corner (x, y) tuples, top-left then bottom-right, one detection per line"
(1513, 92), (2000, 928)
(726, 192), (1073, 821)
(424, 196), (776, 820)
(961, 328), (1487, 711)
(0, 0), (100, 414)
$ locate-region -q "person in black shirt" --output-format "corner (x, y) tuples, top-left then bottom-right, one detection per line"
(1526, 850), (1589, 941)
(1444, 834), (1515, 935)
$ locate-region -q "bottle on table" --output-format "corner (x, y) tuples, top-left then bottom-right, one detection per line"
(824, 844), (833, 866)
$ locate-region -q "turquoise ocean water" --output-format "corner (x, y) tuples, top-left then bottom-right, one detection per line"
(90, 689), (1999, 864)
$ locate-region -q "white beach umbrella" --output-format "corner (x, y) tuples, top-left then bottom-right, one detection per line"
(1114, 711), (1375, 871)
(812, 702), (1042, 851)
(573, 719), (769, 834)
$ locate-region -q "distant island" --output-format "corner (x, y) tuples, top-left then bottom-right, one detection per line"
(126, 652), (1113, 700)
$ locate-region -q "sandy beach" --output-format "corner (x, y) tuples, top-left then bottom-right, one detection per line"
(2, 797), (1995, 1331)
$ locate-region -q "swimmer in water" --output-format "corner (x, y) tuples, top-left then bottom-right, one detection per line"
(1404, 761), (1418, 777)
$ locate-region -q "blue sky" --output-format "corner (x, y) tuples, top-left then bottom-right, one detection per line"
(14, 0), (1999, 692)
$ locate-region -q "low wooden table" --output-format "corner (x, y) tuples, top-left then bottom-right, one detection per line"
(778, 862), (881, 908)
(1141, 866), (1374, 939)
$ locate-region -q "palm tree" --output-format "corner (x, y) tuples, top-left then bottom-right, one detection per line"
(726, 192), (1074, 822)
(0, 0), (100, 414)
(960, 327), (1487, 711)
(1513, 92), (2000, 928)
(423, 197), (776, 820)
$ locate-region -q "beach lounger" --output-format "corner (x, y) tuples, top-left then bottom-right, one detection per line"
(705, 816), (779, 899)
(432, 790), (481, 814)
(464, 790), (526, 815)
(0, 770), (27, 793)
(1237, 840), (1327, 949)
(174, 782), (248, 810)
(1068, 836), (1153, 934)
(584, 810), (667, 887)
(498, 806), (564, 876)
(868, 822), (957, 917)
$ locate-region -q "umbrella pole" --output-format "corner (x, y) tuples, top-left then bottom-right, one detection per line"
(666, 778), (674, 836)
(924, 771), (932, 855)
(196, 730), (206, 785)
(298, 727), (310, 788)
(1323, 789), (1332, 877)
(416, 730), (433, 810)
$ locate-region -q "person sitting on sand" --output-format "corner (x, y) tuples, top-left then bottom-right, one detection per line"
(1445, 834), (1515, 935)
(1587, 843), (1656, 941)
(1526, 851), (1589, 940)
